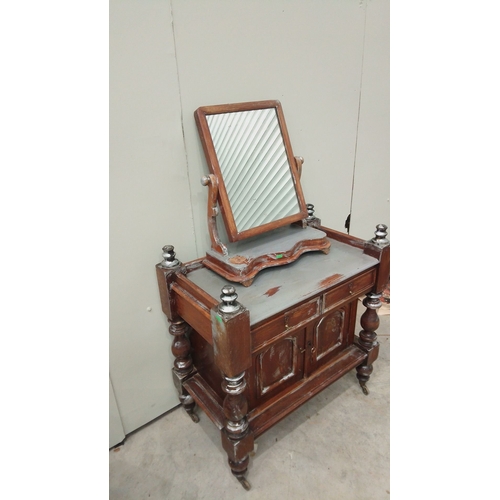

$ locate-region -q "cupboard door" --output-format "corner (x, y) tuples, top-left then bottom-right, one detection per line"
(253, 328), (306, 405)
(309, 301), (356, 372)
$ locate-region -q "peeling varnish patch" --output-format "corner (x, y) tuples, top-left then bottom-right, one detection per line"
(259, 339), (295, 394)
(211, 313), (224, 358)
(229, 255), (249, 265)
(264, 286), (281, 297)
(319, 274), (343, 288)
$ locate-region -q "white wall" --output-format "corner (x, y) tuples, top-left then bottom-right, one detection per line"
(350, 0), (390, 239)
(109, 378), (125, 447)
(109, 0), (197, 435)
(110, 0), (389, 439)
(171, 0), (369, 254)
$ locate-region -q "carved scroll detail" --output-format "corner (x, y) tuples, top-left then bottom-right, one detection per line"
(201, 174), (228, 256)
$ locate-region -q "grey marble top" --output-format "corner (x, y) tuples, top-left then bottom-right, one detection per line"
(187, 238), (378, 327)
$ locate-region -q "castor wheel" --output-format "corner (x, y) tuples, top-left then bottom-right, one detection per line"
(188, 412), (200, 423)
(237, 477), (251, 490)
(360, 383), (369, 396)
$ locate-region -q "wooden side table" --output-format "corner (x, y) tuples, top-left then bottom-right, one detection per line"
(156, 224), (389, 490)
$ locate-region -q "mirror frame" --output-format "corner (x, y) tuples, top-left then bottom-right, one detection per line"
(195, 100), (308, 243)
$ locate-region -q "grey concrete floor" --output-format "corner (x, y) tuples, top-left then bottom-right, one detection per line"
(110, 314), (389, 500)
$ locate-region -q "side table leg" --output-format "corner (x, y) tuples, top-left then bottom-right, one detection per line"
(169, 319), (199, 422)
(221, 372), (254, 490)
(355, 292), (382, 395)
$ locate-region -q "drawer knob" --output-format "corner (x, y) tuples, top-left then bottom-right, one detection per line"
(285, 315), (290, 330)
(307, 341), (316, 354)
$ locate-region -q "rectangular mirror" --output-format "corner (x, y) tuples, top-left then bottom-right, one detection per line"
(195, 100), (307, 242)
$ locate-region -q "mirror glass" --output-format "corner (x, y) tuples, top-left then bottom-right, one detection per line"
(196, 101), (308, 242)
(206, 108), (301, 233)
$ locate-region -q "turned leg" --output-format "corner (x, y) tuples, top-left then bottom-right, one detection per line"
(221, 371), (253, 490)
(156, 245), (199, 422)
(169, 319), (199, 422)
(356, 292), (381, 395)
(211, 286), (254, 489)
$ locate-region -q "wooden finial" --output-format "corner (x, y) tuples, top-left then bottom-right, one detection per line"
(371, 224), (389, 247)
(219, 285), (241, 313)
(160, 245), (180, 268)
(306, 203), (315, 221)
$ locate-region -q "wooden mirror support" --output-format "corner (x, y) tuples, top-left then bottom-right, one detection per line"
(195, 100), (330, 286)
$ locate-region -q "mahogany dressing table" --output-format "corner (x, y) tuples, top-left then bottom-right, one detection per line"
(156, 100), (389, 490)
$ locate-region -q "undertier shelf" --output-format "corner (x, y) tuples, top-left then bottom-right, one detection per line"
(183, 344), (367, 439)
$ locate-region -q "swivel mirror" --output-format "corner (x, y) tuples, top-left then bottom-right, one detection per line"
(157, 99), (390, 491)
(195, 100), (330, 286)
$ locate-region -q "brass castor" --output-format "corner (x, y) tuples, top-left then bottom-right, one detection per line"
(188, 412), (200, 423)
(237, 477), (251, 490)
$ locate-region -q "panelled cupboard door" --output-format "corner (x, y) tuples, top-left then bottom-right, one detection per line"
(306, 301), (357, 374)
(250, 328), (306, 407)
(248, 300), (358, 409)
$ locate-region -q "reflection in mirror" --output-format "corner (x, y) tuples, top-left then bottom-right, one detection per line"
(206, 108), (300, 233)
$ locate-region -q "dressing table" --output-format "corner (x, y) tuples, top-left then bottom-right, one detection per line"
(156, 100), (389, 490)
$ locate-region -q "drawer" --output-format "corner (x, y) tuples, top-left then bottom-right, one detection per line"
(252, 297), (320, 350)
(323, 269), (376, 312)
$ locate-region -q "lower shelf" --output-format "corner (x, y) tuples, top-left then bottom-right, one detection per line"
(248, 344), (366, 437)
(183, 374), (225, 430)
(184, 344), (367, 439)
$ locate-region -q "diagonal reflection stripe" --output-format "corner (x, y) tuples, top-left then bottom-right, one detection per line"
(207, 108), (300, 233)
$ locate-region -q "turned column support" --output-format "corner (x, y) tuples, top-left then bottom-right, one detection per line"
(356, 223), (390, 395)
(221, 370), (252, 490)
(156, 245), (199, 422)
(355, 292), (382, 395)
(212, 285), (253, 490)
(169, 319), (199, 422)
